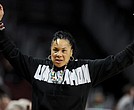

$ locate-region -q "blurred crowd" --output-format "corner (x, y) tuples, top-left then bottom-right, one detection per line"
(0, 57), (32, 110)
(85, 84), (134, 110)
(0, 86), (31, 110)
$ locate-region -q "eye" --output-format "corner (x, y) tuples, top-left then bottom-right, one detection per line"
(62, 50), (67, 53)
(53, 48), (58, 53)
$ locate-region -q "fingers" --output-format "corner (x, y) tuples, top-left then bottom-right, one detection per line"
(0, 4), (5, 30)
(0, 4), (4, 14)
(0, 4), (3, 11)
(0, 4), (4, 21)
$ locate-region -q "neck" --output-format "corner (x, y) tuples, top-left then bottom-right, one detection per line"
(53, 65), (67, 71)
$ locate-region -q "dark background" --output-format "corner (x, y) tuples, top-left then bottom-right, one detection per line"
(0, 0), (134, 103)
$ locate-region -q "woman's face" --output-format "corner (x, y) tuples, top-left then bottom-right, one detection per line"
(51, 39), (73, 67)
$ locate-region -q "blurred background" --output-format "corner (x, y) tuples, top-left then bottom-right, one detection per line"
(0, 0), (134, 110)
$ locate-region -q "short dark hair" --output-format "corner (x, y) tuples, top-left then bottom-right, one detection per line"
(52, 31), (77, 58)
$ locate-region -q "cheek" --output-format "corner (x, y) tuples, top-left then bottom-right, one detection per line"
(51, 53), (55, 60)
(65, 55), (71, 61)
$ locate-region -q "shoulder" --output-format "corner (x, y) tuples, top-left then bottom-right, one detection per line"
(67, 58), (93, 69)
(31, 57), (52, 66)
(74, 58), (93, 64)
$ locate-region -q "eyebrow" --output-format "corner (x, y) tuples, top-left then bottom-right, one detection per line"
(53, 47), (67, 50)
(54, 47), (67, 49)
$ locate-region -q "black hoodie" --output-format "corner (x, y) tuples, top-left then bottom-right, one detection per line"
(0, 30), (134, 110)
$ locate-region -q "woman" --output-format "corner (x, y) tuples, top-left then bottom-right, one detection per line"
(0, 4), (134, 110)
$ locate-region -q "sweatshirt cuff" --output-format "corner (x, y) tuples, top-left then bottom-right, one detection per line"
(0, 28), (5, 38)
(126, 42), (134, 55)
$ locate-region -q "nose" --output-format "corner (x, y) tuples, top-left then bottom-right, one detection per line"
(56, 51), (62, 57)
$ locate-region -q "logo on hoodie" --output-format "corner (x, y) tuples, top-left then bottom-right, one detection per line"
(34, 64), (91, 86)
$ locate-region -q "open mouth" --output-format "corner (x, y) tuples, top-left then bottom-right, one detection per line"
(55, 59), (63, 64)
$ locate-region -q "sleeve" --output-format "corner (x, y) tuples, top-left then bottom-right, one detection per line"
(89, 42), (134, 87)
(0, 29), (39, 84)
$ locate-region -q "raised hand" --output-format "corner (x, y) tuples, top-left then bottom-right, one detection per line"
(0, 4), (4, 21)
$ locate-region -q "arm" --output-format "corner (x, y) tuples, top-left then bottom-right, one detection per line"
(90, 42), (134, 87)
(0, 4), (39, 83)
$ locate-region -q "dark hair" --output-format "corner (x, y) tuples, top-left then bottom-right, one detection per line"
(52, 31), (77, 58)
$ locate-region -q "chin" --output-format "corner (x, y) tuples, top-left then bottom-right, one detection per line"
(54, 63), (65, 68)
(54, 64), (62, 67)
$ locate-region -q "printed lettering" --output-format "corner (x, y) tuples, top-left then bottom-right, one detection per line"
(34, 64), (91, 86)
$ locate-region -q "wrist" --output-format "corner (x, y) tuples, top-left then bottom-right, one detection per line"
(0, 22), (5, 30)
